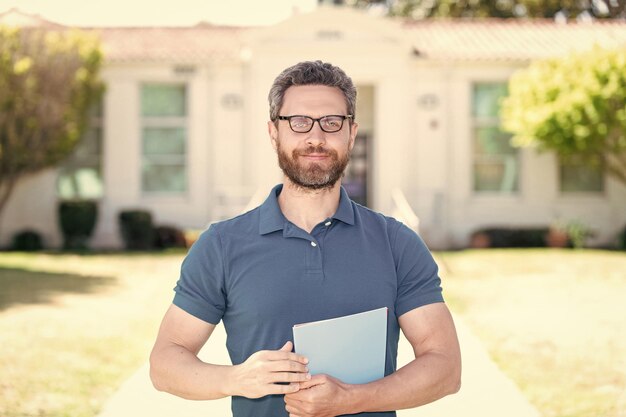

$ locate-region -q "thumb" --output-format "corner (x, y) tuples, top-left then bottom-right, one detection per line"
(279, 341), (293, 352)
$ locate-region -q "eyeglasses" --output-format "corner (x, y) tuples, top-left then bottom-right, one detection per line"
(277, 115), (353, 133)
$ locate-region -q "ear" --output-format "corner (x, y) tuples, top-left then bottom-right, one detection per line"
(268, 121), (278, 150)
(348, 121), (358, 152)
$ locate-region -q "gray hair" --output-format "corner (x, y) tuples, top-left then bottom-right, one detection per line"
(268, 60), (357, 122)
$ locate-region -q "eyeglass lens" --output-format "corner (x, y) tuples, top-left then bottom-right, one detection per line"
(290, 116), (345, 133)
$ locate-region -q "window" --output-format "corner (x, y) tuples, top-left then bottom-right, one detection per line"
(559, 157), (604, 193)
(472, 83), (519, 193)
(57, 103), (104, 200)
(141, 84), (187, 194)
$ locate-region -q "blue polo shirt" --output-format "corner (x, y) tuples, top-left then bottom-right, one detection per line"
(173, 184), (444, 417)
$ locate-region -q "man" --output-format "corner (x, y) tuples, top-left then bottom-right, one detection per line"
(150, 60), (461, 417)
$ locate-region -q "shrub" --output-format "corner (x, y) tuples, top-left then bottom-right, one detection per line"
(470, 227), (548, 248)
(153, 225), (187, 249)
(11, 230), (44, 251)
(118, 210), (154, 250)
(58, 201), (98, 250)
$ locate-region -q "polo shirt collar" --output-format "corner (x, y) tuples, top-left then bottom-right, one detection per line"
(258, 183), (355, 235)
(333, 186), (355, 226)
(259, 184), (287, 235)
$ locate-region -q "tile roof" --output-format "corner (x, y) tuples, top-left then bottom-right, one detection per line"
(94, 19), (626, 64)
(0, 9), (245, 64)
(92, 25), (245, 63)
(3, 8), (626, 63)
(403, 19), (626, 62)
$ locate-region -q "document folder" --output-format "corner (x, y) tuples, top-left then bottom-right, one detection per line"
(292, 307), (388, 384)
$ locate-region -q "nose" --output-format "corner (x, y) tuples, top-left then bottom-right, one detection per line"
(305, 121), (327, 147)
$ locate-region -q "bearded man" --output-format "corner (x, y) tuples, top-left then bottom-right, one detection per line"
(149, 60), (461, 417)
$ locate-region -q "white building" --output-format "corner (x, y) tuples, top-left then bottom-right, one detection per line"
(2, 6), (626, 249)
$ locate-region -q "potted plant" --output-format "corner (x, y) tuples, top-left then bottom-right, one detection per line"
(546, 221), (570, 248)
(546, 220), (590, 249)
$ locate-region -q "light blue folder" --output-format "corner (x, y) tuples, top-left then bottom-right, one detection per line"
(292, 307), (388, 384)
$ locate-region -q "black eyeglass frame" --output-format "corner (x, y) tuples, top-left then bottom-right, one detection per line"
(276, 114), (353, 133)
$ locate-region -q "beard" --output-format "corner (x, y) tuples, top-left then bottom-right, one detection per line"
(276, 140), (350, 191)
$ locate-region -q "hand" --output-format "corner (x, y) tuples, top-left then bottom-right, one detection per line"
(284, 374), (353, 417)
(231, 341), (310, 399)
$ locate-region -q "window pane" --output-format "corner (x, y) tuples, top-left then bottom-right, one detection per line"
(472, 83), (507, 118)
(142, 163), (186, 193)
(472, 82), (518, 194)
(475, 127), (515, 155)
(474, 157), (519, 192)
(57, 166), (103, 199)
(143, 128), (186, 155)
(560, 160), (604, 192)
(142, 84), (186, 117)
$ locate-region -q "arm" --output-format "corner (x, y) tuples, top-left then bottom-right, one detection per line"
(149, 304), (311, 401)
(283, 302), (461, 416)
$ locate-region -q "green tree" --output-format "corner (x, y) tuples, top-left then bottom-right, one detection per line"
(343, 0), (626, 19)
(500, 46), (626, 186)
(0, 26), (104, 223)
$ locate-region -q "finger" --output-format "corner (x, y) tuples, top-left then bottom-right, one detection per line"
(297, 376), (326, 390)
(278, 341), (309, 364)
(267, 371), (311, 384)
(266, 350), (309, 364)
(266, 382), (300, 396)
(284, 394), (305, 407)
(268, 359), (309, 373)
(284, 402), (301, 415)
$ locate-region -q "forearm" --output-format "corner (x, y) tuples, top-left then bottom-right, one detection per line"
(149, 343), (237, 400)
(347, 351), (461, 413)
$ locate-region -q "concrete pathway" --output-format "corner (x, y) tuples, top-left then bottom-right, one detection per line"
(98, 317), (541, 417)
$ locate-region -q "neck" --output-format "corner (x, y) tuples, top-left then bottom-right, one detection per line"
(277, 178), (342, 233)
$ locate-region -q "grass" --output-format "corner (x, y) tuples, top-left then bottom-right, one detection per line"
(438, 249), (626, 417)
(0, 251), (185, 417)
(1, 249), (625, 417)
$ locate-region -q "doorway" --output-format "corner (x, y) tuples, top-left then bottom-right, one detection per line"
(344, 85), (374, 207)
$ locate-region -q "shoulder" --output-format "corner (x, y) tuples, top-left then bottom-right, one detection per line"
(190, 207), (261, 252)
(351, 202), (412, 238)
(206, 206), (261, 237)
(352, 202), (430, 257)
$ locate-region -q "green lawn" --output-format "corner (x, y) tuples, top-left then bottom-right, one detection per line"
(0, 252), (185, 417)
(0, 250), (624, 417)
(438, 249), (626, 417)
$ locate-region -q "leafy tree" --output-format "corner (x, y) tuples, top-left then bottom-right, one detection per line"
(0, 26), (104, 223)
(341, 0), (626, 19)
(500, 47), (626, 186)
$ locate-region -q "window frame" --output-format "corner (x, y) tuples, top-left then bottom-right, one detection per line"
(558, 155), (606, 195)
(470, 82), (520, 195)
(139, 82), (189, 196)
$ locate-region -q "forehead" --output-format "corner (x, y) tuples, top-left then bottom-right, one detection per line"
(281, 85), (347, 115)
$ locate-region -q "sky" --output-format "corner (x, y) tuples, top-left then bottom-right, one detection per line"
(0, 0), (319, 27)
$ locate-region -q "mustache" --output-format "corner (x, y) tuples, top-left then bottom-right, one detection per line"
(296, 145), (335, 156)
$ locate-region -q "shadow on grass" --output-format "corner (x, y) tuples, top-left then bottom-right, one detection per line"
(0, 267), (117, 311)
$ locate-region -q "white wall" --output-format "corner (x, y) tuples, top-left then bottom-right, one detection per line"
(0, 169), (59, 248)
(3, 10), (625, 250)
(415, 59), (626, 247)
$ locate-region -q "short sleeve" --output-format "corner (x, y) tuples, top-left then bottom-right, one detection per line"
(391, 221), (444, 318)
(173, 224), (226, 325)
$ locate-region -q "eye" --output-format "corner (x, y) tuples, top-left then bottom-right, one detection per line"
(291, 117), (311, 128)
(322, 117), (342, 128)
